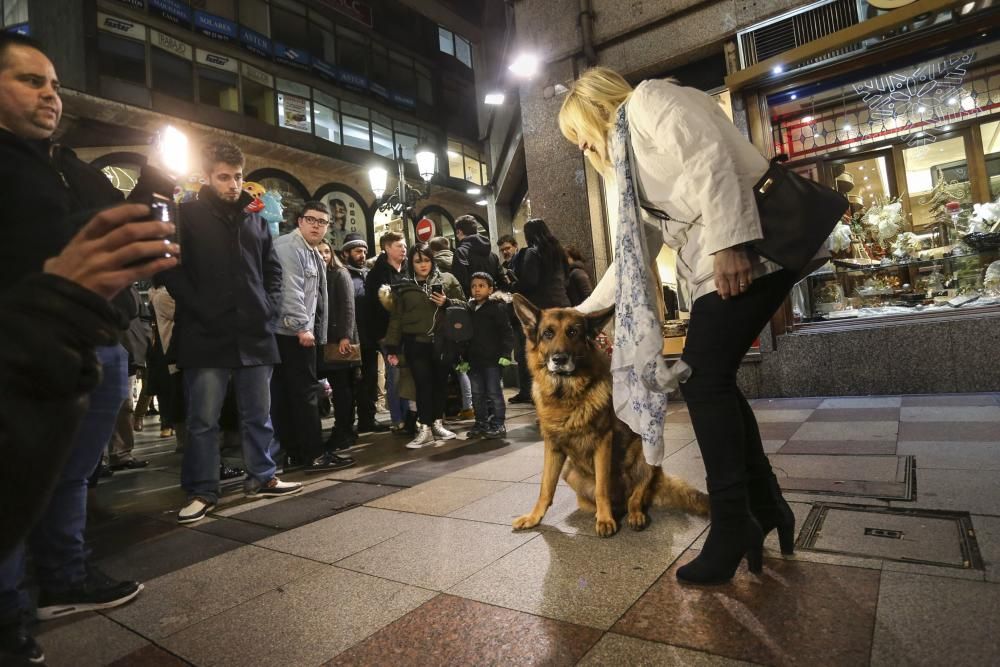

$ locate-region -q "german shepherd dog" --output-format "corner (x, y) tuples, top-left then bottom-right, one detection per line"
(511, 295), (709, 537)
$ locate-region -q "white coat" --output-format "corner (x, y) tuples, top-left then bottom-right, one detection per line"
(579, 79), (779, 315)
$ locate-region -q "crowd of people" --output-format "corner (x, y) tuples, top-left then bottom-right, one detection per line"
(0, 32), (600, 665)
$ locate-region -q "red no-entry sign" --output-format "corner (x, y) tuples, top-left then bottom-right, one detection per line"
(416, 217), (435, 242)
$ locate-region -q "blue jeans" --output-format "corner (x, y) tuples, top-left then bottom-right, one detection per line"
(0, 344), (128, 620)
(458, 371), (473, 411)
(182, 366), (278, 504)
(469, 366), (505, 429)
(380, 346), (409, 423)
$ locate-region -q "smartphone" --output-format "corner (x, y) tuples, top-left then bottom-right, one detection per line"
(431, 283), (444, 295)
(125, 194), (180, 268)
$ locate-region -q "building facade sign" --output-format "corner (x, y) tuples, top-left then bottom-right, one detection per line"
(391, 91), (416, 109)
(149, 0), (190, 25)
(337, 69), (368, 91)
(241, 62), (273, 88)
(239, 26), (271, 58)
(315, 0), (374, 28)
(273, 41), (311, 70)
(312, 59), (337, 81)
(151, 29), (192, 59)
(196, 49), (238, 73)
(97, 12), (146, 40)
(193, 10), (237, 42)
(113, 0), (146, 8)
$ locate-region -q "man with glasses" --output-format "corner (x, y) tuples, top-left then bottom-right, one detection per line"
(272, 202), (354, 471)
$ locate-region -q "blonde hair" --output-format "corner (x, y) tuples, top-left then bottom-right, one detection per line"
(558, 67), (634, 173)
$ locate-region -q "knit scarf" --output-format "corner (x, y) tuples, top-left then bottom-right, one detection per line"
(611, 104), (691, 466)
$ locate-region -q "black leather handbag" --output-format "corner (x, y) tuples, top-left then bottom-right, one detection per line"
(750, 155), (849, 274)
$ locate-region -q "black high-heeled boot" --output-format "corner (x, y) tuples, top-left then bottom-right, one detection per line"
(676, 482), (764, 585)
(748, 473), (796, 555)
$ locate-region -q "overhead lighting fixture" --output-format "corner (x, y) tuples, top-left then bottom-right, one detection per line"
(508, 53), (540, 79)
(790, 93), (798, 100)
(961, 96), (976, 111)
(484, 92), (505, 105)
(802, 115), (814, 123)
(467, 186), (482, 195)
(948, 97), (958, 105)
(414, 145), (437, 182)
(772, 65), (784, 75)
(943, 125), (952, 130)
(917, 106), (927, 113)
(368, 167), (388, 199)
(864, 176), (869, 181)
(843, 123), (852, 131)
(859, 166), (865, 170)
(475, 199), (488, 206)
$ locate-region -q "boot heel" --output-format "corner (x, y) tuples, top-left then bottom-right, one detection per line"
(777, 523), (795, 555)
(746, 545), (763, 574)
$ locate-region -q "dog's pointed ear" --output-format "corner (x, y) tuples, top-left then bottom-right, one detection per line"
(585, 305), (615, 338)
(512, 294), (541, 338)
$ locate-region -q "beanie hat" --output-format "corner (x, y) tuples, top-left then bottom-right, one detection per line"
(341, 232), (368, 253)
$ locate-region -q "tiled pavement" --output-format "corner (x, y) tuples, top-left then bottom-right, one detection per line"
(34, 393), (1000, 666)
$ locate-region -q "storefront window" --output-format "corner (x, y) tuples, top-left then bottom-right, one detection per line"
(981, 120), (1000, 199)
(241, 64), (275, 124)
(249, 171), (307, 235)
(371, 111), (394, 158)
(313, 91), (340, 143)
(151, 46), (194, 101)
(342, 102), (371, 151)
(98, 33), (146, 87)
(394, 120), (418, 161)
(277, 93), (310, 133)
(197, 63), (239, 112)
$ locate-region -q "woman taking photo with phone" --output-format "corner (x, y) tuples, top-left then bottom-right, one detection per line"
(559, 67), (804, 586)
(382, 243), (465, 449)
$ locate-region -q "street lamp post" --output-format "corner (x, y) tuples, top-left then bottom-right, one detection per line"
(368, 144), (437, 226)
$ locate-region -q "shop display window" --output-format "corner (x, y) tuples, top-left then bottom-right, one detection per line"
(981, 120), (1000, 200)
(371, 111), (394, 158)
(151, 48), (194, 101)
(242, 78), (274, 124)
(342, 114), (371, 151)
(98, 33), (146, 87)
(313, 92), (340, 144)
(198, 66), (239, 112)
(277, 93), (310, 133)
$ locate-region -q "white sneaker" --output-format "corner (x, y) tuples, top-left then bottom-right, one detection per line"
(406, 424), (435, 449)
(177, 498), (215, 524)
(431, 420), (456, 440)
(248, 477), (302, 497)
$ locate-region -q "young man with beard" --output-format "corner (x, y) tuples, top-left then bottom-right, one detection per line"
(363, 231), (410, 431)
(342, 233), (389, 435)
(450, 215), (500, 296)
(272, 202), (354, 471)
(161, 141), (301, 525)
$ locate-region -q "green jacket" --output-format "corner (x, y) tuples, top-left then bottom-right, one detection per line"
(381, 271), (465, 352)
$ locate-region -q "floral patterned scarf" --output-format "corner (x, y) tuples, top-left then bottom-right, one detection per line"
(611, 104), (691, 466)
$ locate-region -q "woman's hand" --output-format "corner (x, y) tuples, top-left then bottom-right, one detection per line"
(338, 338), (352, 355)
(387, 354), (399, 367)
(712, 246), (753, 300)
(43, 203), (179, 301)
(429, 291), (447, 306)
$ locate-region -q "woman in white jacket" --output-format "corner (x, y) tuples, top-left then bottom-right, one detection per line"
(559, 67), (797, 585)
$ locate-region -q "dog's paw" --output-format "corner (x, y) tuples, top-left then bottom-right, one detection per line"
(512, 514), (541, 531)
(595, 516), (618, 537)
(626, 511), (649, 531)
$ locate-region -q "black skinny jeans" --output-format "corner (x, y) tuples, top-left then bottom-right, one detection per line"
(403, 337), (449, 426)
(328, 367), (356, 438)
(679, 269), (799, 494)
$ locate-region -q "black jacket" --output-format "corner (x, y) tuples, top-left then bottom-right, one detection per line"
(159, 188), (282, 368)
(566, 260), (594, 307)
(0, 274), (119, 553)
(346, 264), (369, 343)
(510, 247), (571, 309)
(0, 129), (173, 294)
(323, 264), (360, 369)
(466, 295), (515, 370)
(363, 252), (404, 344)
(452, 234), (501, 296)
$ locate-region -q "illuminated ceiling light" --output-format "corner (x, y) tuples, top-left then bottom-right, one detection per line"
(368, 167), (388, 199)
(802, 115), (814, 123)
(859, 166), (865, 170)
(414, 145), (437, 182)
(864, 176), (869, 181)
(943, 125), (952, 130)
(508, 53), (540, 78)
(466, 186), (482, 195)
(447, 150), (460, 159)
(917, 106), (927, 113)
(484, 92), (505, 105)
(960, 1), (975, 13)
(475, 199), (488, 206)
(948, 97), (958, 105)
(843, 123), (852, 131)
(960, 96), (976, 111)
(772, 64), (784, 74)
(790, 93), (798, 100)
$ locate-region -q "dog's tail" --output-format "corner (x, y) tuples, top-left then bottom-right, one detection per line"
(651, 469), (710, 516)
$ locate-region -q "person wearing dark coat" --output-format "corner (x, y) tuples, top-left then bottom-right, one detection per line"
(362, 230), (409, 429)
(451, 215), (501, 296)
(0, 35), (176, 655)
(507, 219), (571, 403)
(565, 245), (595, 307)
(159, 141), (301, 526)
(464, 273), (515, 439)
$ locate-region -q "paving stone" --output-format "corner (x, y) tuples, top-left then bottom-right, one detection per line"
(578, 633), (754, 666)
(96, 525), (244, 584)
(106, 545), (325, 639)
(366, 476), (513, 516)
(162, 566), (435, 667)
(613, 555), (880, 666)
(449, 531), (684, 629)
(303, 480), (400, 507)
(756, 422), (804, 440)
(806, 407), (901, 422)
(336, 515), (536, 590)
(972, 515), (1000, 584)
(36, 613), (148, 667)
(108, 645), (190, 666)
(870, 572), (1000, 666)
(752, 397), (825, 409)
(818, 397), (902, 408)
(551, 501), (709, 551)
(762, 439), (786, 453)
(188, 516), (282, 544)
(898, 441), (1000, 470)
(777, 440), (896, 455)
(901, 393), (1000, 407)
(351, 468), (436, 488)
(257, 506), (435, 564)
(894, 468), (1000, 515)
(900, 406), (1000, 422)
(897, 421), (1000, 441)
(789, 421), (898, 442)
(751, 409), (814, 423)
(216, 494), (350, 530)
(444, 448), (545, 482)
(327, 594), (602, 666)
(447, 482), (579, 527)
(664, 423), (697, 440)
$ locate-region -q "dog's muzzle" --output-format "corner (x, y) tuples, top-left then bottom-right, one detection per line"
(547, 353), (576, 375)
